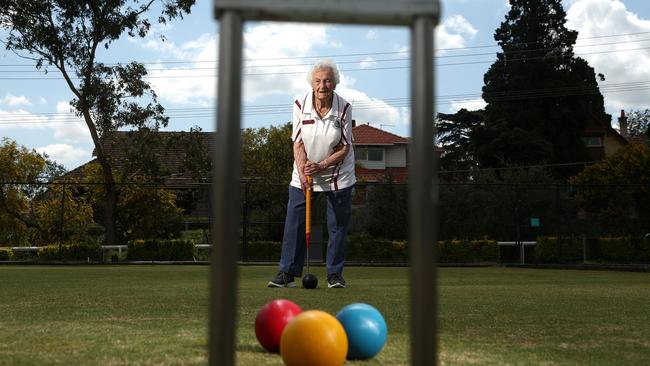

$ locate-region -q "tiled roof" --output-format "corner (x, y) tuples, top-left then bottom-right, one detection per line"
(353, 123), (408, 145)
(58, 131), (215, 186)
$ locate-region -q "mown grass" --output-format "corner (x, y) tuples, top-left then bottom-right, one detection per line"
(0, 265), (649, 365)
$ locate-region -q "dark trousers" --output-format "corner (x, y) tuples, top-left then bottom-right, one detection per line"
(279, 185), (353, 277)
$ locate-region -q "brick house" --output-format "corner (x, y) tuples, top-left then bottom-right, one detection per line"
(352, 123), (409, 183)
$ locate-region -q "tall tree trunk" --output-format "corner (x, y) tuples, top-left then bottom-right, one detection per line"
(99, 158), (118, 246)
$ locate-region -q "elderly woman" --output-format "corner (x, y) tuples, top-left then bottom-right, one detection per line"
(268, 59), (355, 289)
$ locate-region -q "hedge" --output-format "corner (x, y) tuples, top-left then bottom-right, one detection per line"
(127, 239), (195, 261)
(437, 239), (499, 263)
(243, 241), (282, 261)
(38, 243), (102, 261)
(534, 236), (650, 263)
(240, 236), (499, 263)
(0, 249), (10, 261)
(535, 237), (583, 263)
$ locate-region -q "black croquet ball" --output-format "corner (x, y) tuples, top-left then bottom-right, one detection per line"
(302, 274), (318, 289)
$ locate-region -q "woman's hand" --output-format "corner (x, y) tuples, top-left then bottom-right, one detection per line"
(304, 160), (325, 176)
(299, 170), (310, 192)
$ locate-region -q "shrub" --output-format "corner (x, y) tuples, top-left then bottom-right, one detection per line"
(127, 239), (194, 261)
(535, 237), (582, 263)
(244, 241), (282, 261)
(0, 249), (11, 260)
(473, 240), (500, 262)
(438, 239), (499, 262)
(38, 243), (102, 261)
(597, 237), (635, 262)
(346, 232), (407, 263)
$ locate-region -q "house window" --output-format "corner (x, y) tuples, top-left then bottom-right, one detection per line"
(355, 146), (384, 161)
(582, 137), (602, 147)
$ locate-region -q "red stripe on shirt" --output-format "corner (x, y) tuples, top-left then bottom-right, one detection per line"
(294, 128), (301, 142)
(294, 100), (301, 109)
(340, 103), (351, 122)
(332, 164), (341, 190)
(340, 102), (351, 145)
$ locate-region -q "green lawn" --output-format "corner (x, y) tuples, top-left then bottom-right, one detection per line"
(0, 265), (649, 365)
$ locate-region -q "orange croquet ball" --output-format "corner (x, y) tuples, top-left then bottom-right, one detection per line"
(280, 310), (348, 366)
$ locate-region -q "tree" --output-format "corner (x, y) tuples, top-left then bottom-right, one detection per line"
(436, 108), (485, 177)
(32, 184), (95, 245)
(438, 166), (562, 240)
(81, 162), (183, 242)
(0, 138), (68, 244)
(570, 144), (650, 235)
(625, 109), (650, 139)
(240, 123), (295, 241)
(0, 0), (195, 245)
(478, 0), (609, 178)
(241, 123), (294, 183)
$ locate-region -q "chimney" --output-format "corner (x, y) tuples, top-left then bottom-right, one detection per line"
(618, 109), (628, 138)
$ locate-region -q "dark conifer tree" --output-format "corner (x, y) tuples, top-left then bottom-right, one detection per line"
(477, 0), (609, 178)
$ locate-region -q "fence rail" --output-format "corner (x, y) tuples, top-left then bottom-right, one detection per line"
(2, 180), (648, 264)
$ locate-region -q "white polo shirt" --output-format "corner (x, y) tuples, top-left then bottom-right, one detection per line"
(290, 91), (356, 192)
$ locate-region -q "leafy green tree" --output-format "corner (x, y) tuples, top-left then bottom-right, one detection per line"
(570, 144), (650, 235)
(240, 123), (294, 241)
(0, 138), (68, 244)
(438, 166), (561, 240)
(479, 0), (609, 178)
(361, 178), (408, 241)
(81, 162), (183, 242)
(0, 0), (195, 245)
(33, 184), (95, 245)
(241, 122), (295, 183)
(118, 181), (184, 241)
(625, 109), (650, 139)
(436, 108), (485, 176)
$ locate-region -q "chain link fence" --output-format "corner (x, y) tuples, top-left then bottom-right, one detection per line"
(1, 180), (648, 264)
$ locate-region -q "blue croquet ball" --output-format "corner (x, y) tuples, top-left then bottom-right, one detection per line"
(335, 303), (387, 360)
(302, 274), (318, 289)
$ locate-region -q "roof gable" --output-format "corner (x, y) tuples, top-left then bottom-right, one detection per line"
(353, 123), (408, 145)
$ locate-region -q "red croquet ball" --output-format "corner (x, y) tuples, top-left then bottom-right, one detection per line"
(254, 299), (303, 353)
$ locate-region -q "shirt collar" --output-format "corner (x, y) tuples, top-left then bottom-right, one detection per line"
(303, 90), (340, 119)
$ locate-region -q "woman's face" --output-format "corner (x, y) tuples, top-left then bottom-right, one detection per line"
(311, 68), (335, 104)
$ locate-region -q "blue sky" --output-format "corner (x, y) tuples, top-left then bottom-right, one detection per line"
(1, 0), (650, 170)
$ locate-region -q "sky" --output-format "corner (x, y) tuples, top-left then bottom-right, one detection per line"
(1, 0), (650, 170)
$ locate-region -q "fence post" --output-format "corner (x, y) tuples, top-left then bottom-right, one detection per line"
(209, 10), (242, 366)
(242, 181), (249, 261)
(582, 234), (587, 264)
(59, 182), (66, 254)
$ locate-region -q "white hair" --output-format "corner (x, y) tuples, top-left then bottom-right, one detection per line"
(307, 59), (340, 86)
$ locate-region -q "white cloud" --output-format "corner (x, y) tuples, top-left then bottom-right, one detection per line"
(242, 22), (334, 102)
(0, 102), (89, 144)
(144, 22), (410, 130)
(449, 98), (487, 112)
(435, 15), (478, 53)
(35, 144), (90, 168)
(0, 94), (31, 107)
(0, 108), (48, 130)
(567, 0), (650, 112)
(146, 34), (217, 107)
(336, 86), (403, 127)
(51, 101), (89, 143)
(360, 56), (377, 69)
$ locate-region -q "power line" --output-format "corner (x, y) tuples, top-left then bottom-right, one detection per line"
(2, 79), (650, 125)
(3, 36), (650, 74)
(2, 29), (649, 68)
